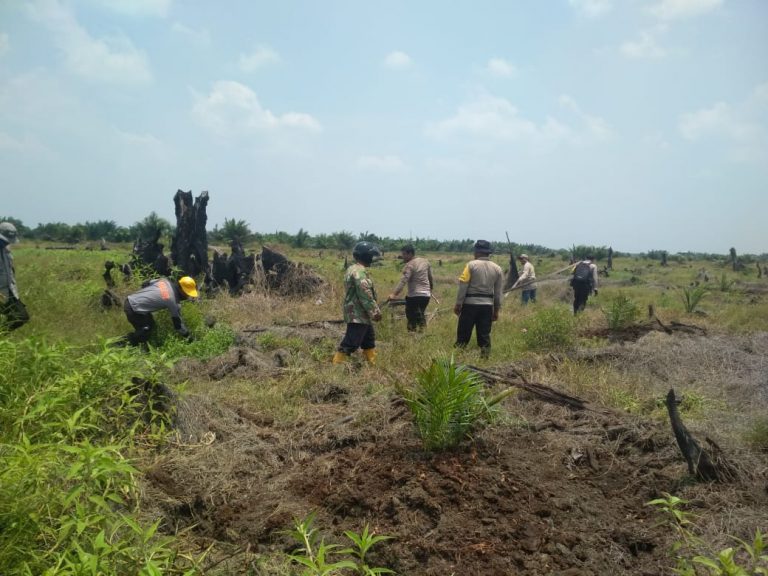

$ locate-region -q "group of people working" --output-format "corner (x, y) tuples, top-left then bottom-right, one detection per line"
(333, 239), (599, 365)
(1, 222), (598, 363)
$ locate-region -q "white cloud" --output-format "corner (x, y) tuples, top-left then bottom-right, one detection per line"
(427, 94), (571, 144)
(85, 0), (171, 18)
(239, 46), (280, 72)
(679, 103), (758, 141)
(357, 155), (405, 172)
(558, 94), (613, 139)
(621, 29), (667, 59)
(114, 128), (171, 160)
(0, 33), (8, 57)
(192, 81), (321, 140)
(679, 84), (768, 164)
(383, 51), (412, 70)
(568, 0), (613, 18)
(485, 57), (516, 78)
(0, 132), (49, 155)
(171, 22), (210, 45)
(27, 0), (151, 84)
(649, 0), (722, 21)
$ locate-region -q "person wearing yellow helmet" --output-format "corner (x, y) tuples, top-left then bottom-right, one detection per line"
(120, 276), (198, 346)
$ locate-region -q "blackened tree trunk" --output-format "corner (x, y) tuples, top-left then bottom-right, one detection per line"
(729, 247), (737, 272)
(171, 190), (209, 278)
(504, 252), (519, 292)
(607, 247), (613, 270)
(503, 232), (519, 292)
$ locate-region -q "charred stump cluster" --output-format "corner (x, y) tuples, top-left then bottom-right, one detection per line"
(101, 190), (325, 305)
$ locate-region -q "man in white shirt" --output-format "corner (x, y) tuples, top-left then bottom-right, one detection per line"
(511, 254), (537, 304)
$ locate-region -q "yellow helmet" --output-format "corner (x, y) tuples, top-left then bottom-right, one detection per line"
(179, 276), (199, 298)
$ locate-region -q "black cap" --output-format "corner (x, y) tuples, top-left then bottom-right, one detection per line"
(473, 239), (492, 254)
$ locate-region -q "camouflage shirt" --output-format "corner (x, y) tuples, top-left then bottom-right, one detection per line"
(343, 263), (381, 324)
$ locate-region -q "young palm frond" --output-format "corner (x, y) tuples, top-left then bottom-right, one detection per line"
(404, 356), (490, 451)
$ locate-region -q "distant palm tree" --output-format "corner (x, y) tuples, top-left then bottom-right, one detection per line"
(219, 218), (252, 243)
(131, 211), (172, 241)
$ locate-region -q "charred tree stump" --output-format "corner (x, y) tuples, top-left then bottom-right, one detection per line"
(607, 247), (613, 270)
(171, 190), (209, 278)
(665, 389), (737, 482)
(261, 246), (325, 296)
(132, 229), (166, 273)
(103, 261), (116, 288)
(503, 232), (519, 292)
(504, 252), (520, 292)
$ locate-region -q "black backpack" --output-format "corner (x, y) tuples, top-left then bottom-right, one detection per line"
(572, 262), (593, 285)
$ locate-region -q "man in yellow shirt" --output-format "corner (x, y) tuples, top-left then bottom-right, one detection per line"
(454, 240), (504, 358)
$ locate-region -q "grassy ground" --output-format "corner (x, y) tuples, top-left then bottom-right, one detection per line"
(3, 243), (768, 574)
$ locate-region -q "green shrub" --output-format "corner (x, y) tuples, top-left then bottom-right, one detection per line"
(0, 339), (200, 575)
(522, 306), (575, 351)
(602, 293), (640, 331)
(403, 356), (493, 451)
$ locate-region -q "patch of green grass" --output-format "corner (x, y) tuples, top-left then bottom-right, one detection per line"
(521, 306), (575, 352)
(744, 416), (768, 452)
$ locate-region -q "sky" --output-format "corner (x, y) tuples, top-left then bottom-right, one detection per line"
(0, 0), (766, 254)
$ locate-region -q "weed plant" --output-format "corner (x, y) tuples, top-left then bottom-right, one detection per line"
(286, 513), (394, 575)
(648, 493), (768, 575)
(0, 338), (200, 574)
(602, 293), (640, 331)
(744, 416), (768, 453)
(521, 306), (576, 351)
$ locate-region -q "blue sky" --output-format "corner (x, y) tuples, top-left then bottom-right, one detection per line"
(1, 0), (766, 253)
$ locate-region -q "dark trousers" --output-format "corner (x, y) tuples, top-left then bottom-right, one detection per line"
(124, 300), (155, 345)
(0, 297), (29, 330)
(572, 282), (591, 314)
(455, 304), (493, 351)
(405, 296), (430, 331)
(521, 289), (536, 304)
(339, 322), (376, 353)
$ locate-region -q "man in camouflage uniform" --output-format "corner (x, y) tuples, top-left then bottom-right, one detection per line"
(333, 241), (382, 365)
(0, 222), (30, 331)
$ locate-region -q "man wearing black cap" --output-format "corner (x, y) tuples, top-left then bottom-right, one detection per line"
(454, 240), (504, 357)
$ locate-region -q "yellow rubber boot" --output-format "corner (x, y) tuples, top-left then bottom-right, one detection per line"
(362, 348), (377, 365)
(332, 351), (349, 364)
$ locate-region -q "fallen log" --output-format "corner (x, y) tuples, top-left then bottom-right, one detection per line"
(465, 365), (600, 412)
(665, 388), (737, 482)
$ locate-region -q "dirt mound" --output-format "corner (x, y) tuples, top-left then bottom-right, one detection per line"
(137, 329), (768, 574)
(138, 382), (765, 576)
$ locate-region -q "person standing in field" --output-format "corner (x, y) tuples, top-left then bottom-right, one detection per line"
(570, 255), (598, 314)
(121, 276), (198, 346)
(454, 240), (504, 358)
(0, 222), (30, 331)
(333, 241), (382, 365)
(388, 244), (434, 332)
(510, 253), (537, 304)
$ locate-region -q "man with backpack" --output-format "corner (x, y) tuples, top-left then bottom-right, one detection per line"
(570, 255), (598, 314)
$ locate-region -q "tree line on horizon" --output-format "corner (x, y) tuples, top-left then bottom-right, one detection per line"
(1, 214), (764, 262)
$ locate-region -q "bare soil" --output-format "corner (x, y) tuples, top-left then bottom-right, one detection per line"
(140, 328), (768, 576)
